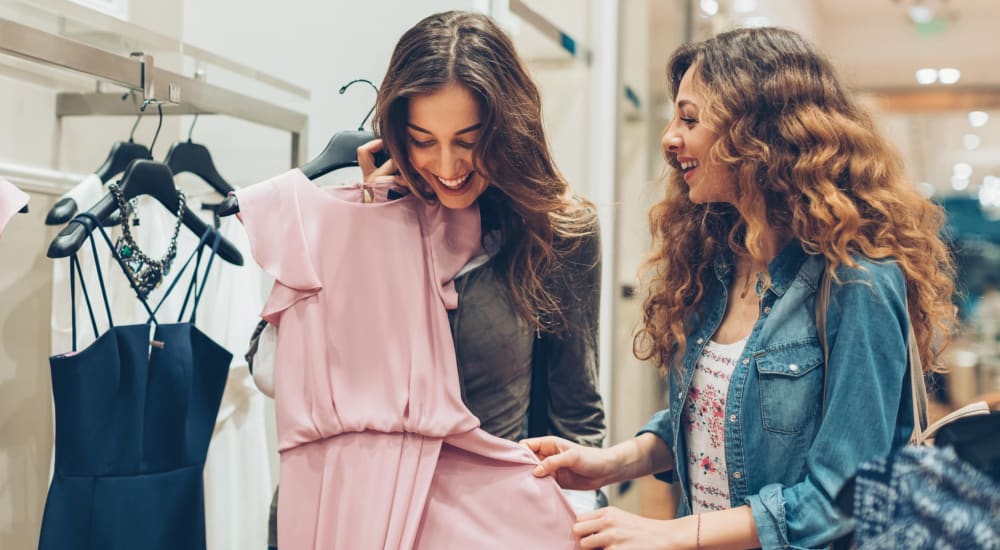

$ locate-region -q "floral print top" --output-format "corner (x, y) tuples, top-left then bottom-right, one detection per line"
(683, 338), (746, 513)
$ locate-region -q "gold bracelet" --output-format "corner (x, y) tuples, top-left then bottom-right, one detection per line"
(696, 513), (702, 550)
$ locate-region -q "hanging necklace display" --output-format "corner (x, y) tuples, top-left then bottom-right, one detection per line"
(108, 181), (186, 298)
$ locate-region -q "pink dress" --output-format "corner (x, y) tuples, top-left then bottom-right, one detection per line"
(237, 170), (580, 550)
(0, 178), (28, 236)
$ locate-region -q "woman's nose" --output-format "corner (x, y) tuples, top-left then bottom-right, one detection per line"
(662, 128), (681, 152)
(438, 148), (464, 177)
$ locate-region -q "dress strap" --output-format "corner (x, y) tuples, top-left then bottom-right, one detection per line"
(66, 213), (118, 350)
(76, 212), (157, 323)
(176, 227), (221, 324)
(68, 255), (98, 351)
(149, 227), (213, 322)
(187, 227), (222, 324)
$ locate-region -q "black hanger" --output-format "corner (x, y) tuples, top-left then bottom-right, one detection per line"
(19, 204), (28, 213)
(45, 108), (152, 226)
(48, 153), (244, 266)
(300, 129), (388, 180)
(217, 129), (387, 217)
(300, 79), (388, 180)
(164, 115), (236, 197)
(218, 80), (388, 217)
(96, 141), (154, 184)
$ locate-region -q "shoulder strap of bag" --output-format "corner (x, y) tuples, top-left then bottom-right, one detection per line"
(816, 264), (929, 444)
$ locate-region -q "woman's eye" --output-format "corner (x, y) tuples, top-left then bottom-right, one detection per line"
(680, 117), (698, 125)
(455, 141), (476, 150)
(409, 137), (434, 148)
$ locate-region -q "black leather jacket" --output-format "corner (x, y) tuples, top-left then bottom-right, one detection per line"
(448, 216), (606, 447)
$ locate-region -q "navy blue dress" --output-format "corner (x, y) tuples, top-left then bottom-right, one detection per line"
(39, 214), (231, 550)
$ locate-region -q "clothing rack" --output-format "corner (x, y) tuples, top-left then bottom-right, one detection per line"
(0, 17), (308, 168)
(508, 0), (591, 64)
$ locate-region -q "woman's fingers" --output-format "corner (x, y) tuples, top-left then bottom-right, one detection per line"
(574, 512), (610, 549)
(534, 448), (578, 477)
(357, 139), (384, 180)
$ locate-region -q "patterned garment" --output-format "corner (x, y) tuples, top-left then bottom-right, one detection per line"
(683, 338), (746, 513)
(854, 445), (1000, 550)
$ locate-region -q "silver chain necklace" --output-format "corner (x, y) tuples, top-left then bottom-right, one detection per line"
(108, 181), (186, 298)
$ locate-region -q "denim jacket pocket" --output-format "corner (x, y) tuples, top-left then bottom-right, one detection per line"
(755, 341), (824, 434)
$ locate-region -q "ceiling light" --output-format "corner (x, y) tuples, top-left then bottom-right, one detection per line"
(963, 134), (982, 151)
(969, 111), (989, 127)
(953, 162), (973, 179)
(979, 176), (1000, 208)
(951, 175), (970, 191)
(907, 5), (935, 24)
(938, 68), (961, 85)
(915, 68), (938, 85)
(700, 0), (719, 16)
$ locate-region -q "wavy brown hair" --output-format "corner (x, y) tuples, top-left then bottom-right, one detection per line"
(374, 10), (594, 333)
(634, 27), (956, 374)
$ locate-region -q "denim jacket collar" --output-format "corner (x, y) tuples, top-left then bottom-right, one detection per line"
(712, 238), (812, 298)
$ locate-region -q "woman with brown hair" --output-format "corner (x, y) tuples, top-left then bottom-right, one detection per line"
(524, 26), (956, 549)
(360, 9), (605, 456)
(257, 10), (605, 548)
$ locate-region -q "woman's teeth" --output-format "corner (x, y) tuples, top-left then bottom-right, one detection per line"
(437, 173), (472, 190)
(680, 160), (699, 172)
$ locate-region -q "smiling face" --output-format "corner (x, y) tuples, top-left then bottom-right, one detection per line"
(405, 82), (490, 209)
(661, 67), (737, 205)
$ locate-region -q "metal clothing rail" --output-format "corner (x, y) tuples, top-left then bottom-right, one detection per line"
(509, 0), (592, 64)
(0, 17), (308, 167)
(14, 0), (311, 100)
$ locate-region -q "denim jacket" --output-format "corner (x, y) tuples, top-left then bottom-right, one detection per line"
(639, 240), (915, 550)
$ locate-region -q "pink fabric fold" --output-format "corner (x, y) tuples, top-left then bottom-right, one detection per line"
(237, 170), (580, 549)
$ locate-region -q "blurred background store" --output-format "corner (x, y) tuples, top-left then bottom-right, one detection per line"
(1, 1), (997, 546)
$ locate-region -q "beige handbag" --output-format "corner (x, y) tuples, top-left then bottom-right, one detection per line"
(814, 266), (990, 446)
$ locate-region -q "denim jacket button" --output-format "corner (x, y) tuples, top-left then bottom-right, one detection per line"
(789, 363), (799, 372)
(677, 391), (683, 400)
(729, 414), (737, 422)
(733, 471), (742, 479)
(763, 306), (772, 314)
(697, 337), (704, 345)
(742, 358), (750, 365)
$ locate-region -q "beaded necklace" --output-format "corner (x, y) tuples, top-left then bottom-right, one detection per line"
(108, 181), (186, 298)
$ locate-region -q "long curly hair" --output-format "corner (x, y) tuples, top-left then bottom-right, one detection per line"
(374, 10), (594, 334)
(634, 27), (956, 374)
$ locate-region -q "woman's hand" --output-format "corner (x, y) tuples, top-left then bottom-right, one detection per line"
(520, 436), (619, 490)
(357, 138), (397, 182)
(574, 507), (676, 550)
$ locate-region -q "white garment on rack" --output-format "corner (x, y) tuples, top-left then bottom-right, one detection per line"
(189, 200), (271, 550)
(49, 189), (272, 550)
(62, 174), (107, 206)
(0, 177), (29, 237)
(50, 174), (109, 355)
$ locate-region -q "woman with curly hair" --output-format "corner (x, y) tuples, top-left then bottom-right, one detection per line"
(523, 26), (956, 549)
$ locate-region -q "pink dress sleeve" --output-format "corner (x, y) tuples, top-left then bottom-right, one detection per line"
(236, 171), (322, 325)
(423, 203), (482, 310)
